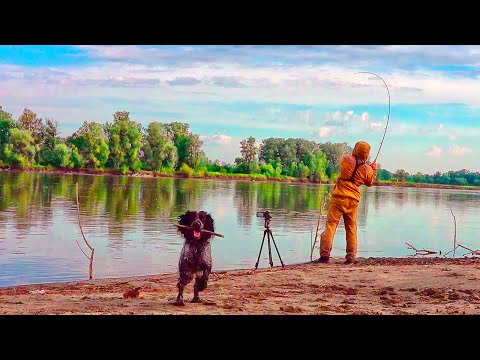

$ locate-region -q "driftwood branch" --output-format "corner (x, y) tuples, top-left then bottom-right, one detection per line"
(405, 242), (438, 256)
(457, 244), (480, 257)
(174, 224), (224, 238)
(76, 183), (95, 279)
(451, 210), (457, 257)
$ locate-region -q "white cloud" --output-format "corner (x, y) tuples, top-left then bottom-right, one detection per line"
(324, 110), (366, 126)
(317, 127), (332, 137)
(426, 145), (442, 157)
(368, 122), (383, 131)
(448, 145), (472, 156)
(199, 134), (233, 144)
(448, 131), (457, 140)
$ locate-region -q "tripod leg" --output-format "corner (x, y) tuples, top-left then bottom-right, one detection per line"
(267, 231), (273, 267)
(269, 231), (285, 267)
(255, 230), (267, 270)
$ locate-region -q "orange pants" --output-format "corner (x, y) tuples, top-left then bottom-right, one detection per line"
(320, 196), (359, 260)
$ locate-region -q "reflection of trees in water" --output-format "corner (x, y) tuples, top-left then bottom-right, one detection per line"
(0, 172), (54, 234)
(142, 178), (175, 218)
(233, 182), (361, 231)
(256, 183), (325, 212)
(392, 187), (408, 208)
(356, 189), (368, 227)
(371, 186), (382, 212)
(0, 172), (217, 244)
(4, 171), (480, 247)
(233, 181), (257, 227)
(172, 178), (205, 216)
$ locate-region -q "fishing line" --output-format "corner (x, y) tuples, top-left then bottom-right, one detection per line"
(355, 72), (391, 163)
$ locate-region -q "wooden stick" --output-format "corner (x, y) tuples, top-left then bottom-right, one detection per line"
(456, 244), (480, 256)
(405, 242), (437, 255)
(76, 183), (95, 279)
(174, 224), (224, 238)
(451, 210), (457, 258)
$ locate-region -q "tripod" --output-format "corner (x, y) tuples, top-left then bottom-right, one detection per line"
(255, 217), (285, 269)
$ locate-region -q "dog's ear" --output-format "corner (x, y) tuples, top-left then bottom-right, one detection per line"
(179, 210), (193, 226)
(203, 212), (215, 232)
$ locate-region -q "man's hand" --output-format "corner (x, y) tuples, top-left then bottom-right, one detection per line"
(371, 161), (377, 170)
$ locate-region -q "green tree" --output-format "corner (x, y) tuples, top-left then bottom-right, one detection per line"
(436, 173), (450, 185)
(39, 118), (60, 165)
(309, 150), (328, 182)
(260, 163), (275, 177)
(187, 134), (204, 169)
(394, 169), (409, 182)
(105, 111), (143, 172)
(238, 136), (259, 174)
(451, 177), (467, 186)
(143, 122), (178, 171)
(68, 121), (109, 169)
(410, 172), (426, 183)
(4, 128), (36, 167)
(69, 145), (84, 168)
(50, 143), (71, 168)
(0, 107), (14, 163)
(16, 109), (44, 162)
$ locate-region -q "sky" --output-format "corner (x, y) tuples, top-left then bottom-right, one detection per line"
(1, 45), (480, 174)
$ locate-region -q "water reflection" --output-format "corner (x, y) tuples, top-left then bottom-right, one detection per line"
(1, 171), (480, 287)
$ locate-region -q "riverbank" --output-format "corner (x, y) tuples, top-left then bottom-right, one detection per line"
(1, 257), (480, 314)
(1, 167), (480, 191)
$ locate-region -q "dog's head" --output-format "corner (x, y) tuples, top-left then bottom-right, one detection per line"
(177, 210), (215, 242)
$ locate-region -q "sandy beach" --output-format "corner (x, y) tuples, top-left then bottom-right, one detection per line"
(1, 257), (480, 315)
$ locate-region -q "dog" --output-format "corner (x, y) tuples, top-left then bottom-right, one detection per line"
(174, 210), (215, 306)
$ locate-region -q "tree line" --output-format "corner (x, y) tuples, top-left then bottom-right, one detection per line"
(2, 105), (479, 186)
(0, 106), (354, 182)
(377, 168), (480, 187)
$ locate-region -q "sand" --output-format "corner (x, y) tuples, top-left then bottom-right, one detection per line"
(1, 257), (480, 315)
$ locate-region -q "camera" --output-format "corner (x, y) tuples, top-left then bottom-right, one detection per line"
(256, 210), (272, 220)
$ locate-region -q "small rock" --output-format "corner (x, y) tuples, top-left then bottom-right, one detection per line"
(280, 305), (303, 313)
(29, 290), (46, 295)
(448, 293), (460, 300)
(346, 288), (358, 295)
(123, 287), (142, 299)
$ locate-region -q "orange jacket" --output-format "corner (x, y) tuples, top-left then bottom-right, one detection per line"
(331, 141), (376, 202)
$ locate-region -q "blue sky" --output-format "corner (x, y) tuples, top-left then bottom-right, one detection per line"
(1, 45), (480, 173)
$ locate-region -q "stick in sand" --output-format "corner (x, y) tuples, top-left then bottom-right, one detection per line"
(451, 210), (457, 258)
(76, 183), (95, 279)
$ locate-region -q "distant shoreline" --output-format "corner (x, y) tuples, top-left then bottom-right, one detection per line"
(1, 167), (479, 191)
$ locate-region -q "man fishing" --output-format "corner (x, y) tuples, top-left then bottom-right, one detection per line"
(314, 141), (377, 264)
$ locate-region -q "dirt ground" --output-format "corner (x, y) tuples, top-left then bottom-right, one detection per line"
(1, 257), (480, 315)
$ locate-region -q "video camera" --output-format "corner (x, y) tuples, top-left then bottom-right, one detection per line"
(256, 210), (272, 220)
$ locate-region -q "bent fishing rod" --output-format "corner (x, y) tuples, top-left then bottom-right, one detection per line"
(355, 71), (391, 163)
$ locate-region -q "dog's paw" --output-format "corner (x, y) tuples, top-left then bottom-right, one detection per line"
(173, 300), (185, 306)
(191, 296), (202, 303)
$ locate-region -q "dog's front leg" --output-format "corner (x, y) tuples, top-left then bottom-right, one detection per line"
(192, 267), (211, 303)
(175, 271), (194, 306)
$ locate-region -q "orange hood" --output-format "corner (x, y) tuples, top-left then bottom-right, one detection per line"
(352, 141), (371, 161)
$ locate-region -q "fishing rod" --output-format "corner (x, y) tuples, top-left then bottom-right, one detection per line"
(355, 71), (391, 163)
